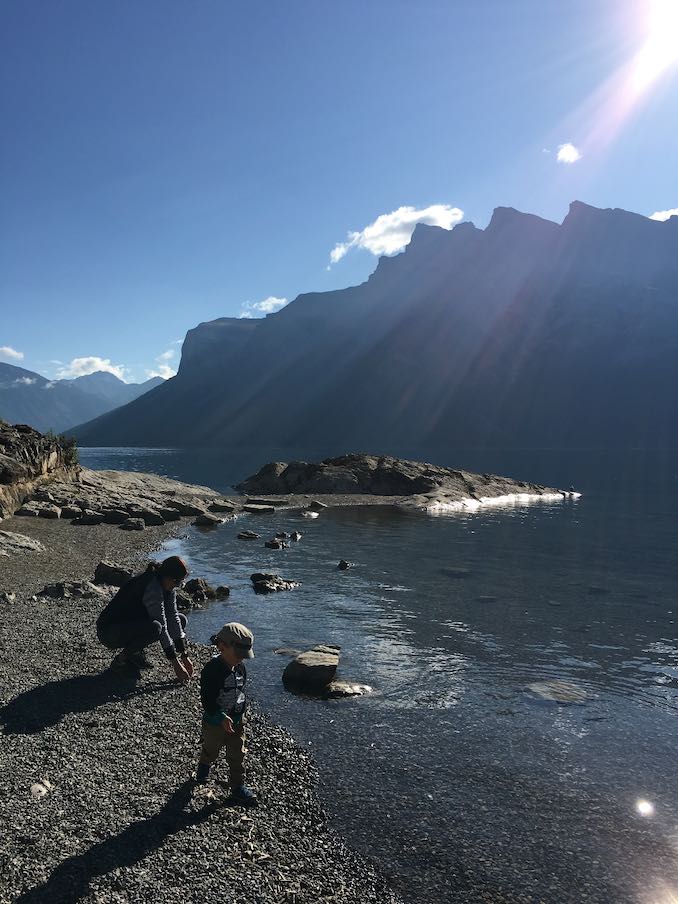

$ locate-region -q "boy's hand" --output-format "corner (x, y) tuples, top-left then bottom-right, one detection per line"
(171, 658), (190, 682)
(222, 716), (235, 734)
(179, 654), (194, 679)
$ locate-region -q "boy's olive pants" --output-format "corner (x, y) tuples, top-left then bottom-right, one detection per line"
(199, 720), (246, 788)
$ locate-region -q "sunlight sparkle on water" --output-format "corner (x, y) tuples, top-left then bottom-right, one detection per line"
(636, 798), (655, 816)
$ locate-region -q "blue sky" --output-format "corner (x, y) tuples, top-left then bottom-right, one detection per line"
(2, 0), (677, 382)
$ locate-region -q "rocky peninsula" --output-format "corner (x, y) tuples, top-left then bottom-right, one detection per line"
(236, 453), (578, 512)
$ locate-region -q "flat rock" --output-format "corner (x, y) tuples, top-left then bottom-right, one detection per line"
(237, 530), (260, 540)
(243, 504), (275, 514)
(193, 513), (223, 527)
(208, 500), (237, 512)
(0, 530), (46, 556)
(37, 580), (105, 599)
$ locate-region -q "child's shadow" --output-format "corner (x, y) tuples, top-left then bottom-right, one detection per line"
(1, 670), (174, 735)
(15, 780), (222, 903)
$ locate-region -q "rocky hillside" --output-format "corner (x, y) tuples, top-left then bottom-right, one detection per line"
(0, 423), (78, 519)
(71, 201), (678, 453)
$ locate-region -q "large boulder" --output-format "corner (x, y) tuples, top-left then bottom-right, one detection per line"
(93, 561), (134, 586)
(72, 510), (105, 526)
(193, 513), (223, 528)
(119, 517), (145, 531)
(282, 645), (341, 692)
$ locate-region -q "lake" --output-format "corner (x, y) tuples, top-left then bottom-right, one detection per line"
(80, 446), (678, 904)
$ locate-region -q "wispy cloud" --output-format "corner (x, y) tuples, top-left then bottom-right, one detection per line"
(239, 296), (289, 318)
(556, 143), (582, 164)
(145, 347), (177, 380)
(0, 345), (24, 362)
(329, 204), (464, 266)
(13, 376), (36, 386)
(649, 207), (678, 221)
(56, 356), (127, 381)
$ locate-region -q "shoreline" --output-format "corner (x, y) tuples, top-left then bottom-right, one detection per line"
(0, 515), (401, 904)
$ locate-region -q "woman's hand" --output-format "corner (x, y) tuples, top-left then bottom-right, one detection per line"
(171, 657), (190, 682)
(222, 716), (235, 734)
(179, 654), (194, 679)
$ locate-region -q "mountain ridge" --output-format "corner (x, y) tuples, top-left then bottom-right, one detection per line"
(70, 200), (678, 453)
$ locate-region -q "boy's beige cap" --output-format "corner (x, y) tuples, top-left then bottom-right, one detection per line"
(210, 622), (254, 657)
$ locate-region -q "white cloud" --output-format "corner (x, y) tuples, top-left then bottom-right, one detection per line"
(146, 365), (176, 380)
(13, 377), (36, 386)
(329, 204), (464, 265)
(0, 345), (24, 362)
(56, 356), (127, 381)
(44, 382), (57, 390)
(239, 296), (289, 318)
(145, 347), (177, 380)
(557, 143), (582, 164)
(649, 207), (678, 221)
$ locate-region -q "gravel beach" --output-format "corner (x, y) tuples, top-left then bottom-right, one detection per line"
(0, 517), (402, 904)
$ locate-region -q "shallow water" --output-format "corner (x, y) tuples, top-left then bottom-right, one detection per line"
(80, 447), (678, 903)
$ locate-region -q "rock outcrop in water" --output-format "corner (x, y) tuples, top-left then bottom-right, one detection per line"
(237, 453), (570, 512)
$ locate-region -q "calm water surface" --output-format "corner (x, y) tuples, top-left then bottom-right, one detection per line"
(80, 447), (678, 904)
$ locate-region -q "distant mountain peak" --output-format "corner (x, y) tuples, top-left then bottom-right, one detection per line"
(486, 205), (558, 234)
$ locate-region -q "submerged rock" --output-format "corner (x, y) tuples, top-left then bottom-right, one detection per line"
(338, 560), (352, 570)
(325, 680), (373, 698)
(237, 530), (260, 540)
(527, 680), (588, 705)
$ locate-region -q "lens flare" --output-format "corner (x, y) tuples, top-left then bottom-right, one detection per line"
(631, 0), (678, 94)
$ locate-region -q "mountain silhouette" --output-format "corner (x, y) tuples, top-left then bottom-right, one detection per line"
(70, 202), (678, 454)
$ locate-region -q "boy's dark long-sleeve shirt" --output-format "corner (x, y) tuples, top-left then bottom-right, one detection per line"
(200, 657), (247, 726)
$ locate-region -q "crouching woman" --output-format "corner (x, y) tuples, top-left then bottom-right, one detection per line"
(96, 555), (193, 681)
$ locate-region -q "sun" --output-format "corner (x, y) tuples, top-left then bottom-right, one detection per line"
(632, 0), (678, 93)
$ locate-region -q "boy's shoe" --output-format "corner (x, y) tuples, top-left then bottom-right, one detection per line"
(229, 784), (258, 807)
(125, 649), (154, 670)
(194, 763), (211, 785)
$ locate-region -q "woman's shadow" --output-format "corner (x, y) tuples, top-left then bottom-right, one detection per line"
(1, 669), (175, 735)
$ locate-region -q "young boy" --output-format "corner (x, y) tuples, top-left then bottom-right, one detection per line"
(195, 622), (257, 806)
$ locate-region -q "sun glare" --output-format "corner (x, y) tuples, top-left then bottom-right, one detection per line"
(632, 0), (678, 93)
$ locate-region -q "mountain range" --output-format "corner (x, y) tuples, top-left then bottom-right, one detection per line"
(71, 200), (678, 454)
(0, 365), (163, 434)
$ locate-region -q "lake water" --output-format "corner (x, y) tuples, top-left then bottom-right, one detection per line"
(80, 447), (678, 904)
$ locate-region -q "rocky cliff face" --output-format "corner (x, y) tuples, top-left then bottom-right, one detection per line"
(71, 201), (678, 454)
(0, 423), (78, 519)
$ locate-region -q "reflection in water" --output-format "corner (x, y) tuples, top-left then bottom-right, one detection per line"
(82, 447), (678, 904)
